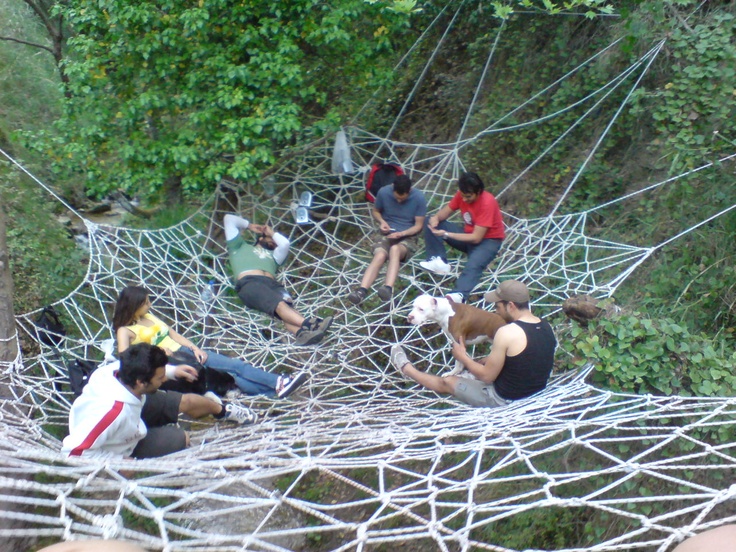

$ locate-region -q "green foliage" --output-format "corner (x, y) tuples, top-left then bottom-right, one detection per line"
(35, 0), (412, 199)
(628, 3), (736, 174)
(0, 167), (87, 313)
(476, 506), (602, 549)
(491, 0), (614, 19)
(0, 0), (63, 136)
(559, 310), (736, 397)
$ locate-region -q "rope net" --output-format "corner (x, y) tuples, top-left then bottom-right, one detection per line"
(2, 128), (735, 552)
(3, 9), (736, 552)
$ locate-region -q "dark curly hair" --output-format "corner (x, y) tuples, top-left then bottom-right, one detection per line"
(117, 343), (168, 387)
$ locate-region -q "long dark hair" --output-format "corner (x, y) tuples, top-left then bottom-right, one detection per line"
(112, 286), (150, 331)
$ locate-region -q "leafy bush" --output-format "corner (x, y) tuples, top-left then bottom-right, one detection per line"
(558, 310), (736, 397)
(0, 168), (87, 313)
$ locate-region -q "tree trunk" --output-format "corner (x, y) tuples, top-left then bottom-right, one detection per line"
(0, 204), (17, 361)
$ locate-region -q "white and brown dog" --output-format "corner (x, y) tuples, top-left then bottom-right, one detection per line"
(407, 294), (506, 376)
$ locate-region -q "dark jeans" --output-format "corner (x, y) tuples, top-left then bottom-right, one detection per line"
(177, 346), (279, 396)
(423, 220), (503, 298)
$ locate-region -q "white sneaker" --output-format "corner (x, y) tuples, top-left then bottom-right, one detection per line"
(419, 256), (451, 275)
(223, 403), (257, 425)
(276, 372), (309, 398)
(445, 292), (464, 304)
(390, 345), (411, 378)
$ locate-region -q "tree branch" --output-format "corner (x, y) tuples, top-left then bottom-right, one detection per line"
(0, 35), (54, 55)
(24, 0), (56, 35)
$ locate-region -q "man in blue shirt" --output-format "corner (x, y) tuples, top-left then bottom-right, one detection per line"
(347, 175), (427, 304)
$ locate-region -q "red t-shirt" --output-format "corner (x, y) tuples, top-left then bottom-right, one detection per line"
(448, 190), (505, 240)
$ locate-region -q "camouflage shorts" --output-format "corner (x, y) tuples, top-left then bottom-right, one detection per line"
(371, 232), (420, 260)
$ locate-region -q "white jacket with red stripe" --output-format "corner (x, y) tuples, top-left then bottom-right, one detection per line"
(61, 361), (147, 460)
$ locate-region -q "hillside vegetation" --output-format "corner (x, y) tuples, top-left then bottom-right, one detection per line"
(0, 0), (734, 394)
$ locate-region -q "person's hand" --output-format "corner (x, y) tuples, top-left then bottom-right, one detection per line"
(429, 226), (446, 237)
(263, 224), (275, 237)
(174, 365), (199, 382)
(379, 220), (392, 234)
(428, 215), (439, 229)
(193, 347), (208, 364)
(163, 347), (174, 356)
(451, 342), (467, 360)
(249, 223), (264, 234)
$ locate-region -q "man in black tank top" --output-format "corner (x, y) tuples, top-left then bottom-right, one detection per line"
(390, 280), (556, 407)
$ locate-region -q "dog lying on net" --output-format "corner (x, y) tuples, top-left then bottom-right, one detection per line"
(407, 294), (506, 377)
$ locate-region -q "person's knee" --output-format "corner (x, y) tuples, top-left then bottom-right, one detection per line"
(388, 245), (404, 260)
(373, 249), (388, 262)
(673, 525), (736, 551)
(275, 301), (297, 317)
(179, 393), (215, 416)
(440, 377), (457, 395)
(178, 393), (193, 414)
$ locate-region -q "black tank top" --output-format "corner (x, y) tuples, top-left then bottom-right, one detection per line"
(494, 319), (557, 401)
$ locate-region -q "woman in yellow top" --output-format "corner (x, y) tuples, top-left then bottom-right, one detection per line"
(113, 286), (306, 398)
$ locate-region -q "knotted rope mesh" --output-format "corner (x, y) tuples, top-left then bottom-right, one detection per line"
(3, 6), (736, 549)
(2, 127), (735, 552)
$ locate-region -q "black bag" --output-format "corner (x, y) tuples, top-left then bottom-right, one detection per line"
(35, 306), (66, 347)
(67, 358), (97, 396)
(365, 162), (404, 203)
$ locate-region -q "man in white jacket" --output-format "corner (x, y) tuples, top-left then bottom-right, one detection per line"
(224, 213), (333, 346)
(62, 343), (256, 459)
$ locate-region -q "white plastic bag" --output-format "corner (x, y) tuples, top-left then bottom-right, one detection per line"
(331, 129), (354, 174)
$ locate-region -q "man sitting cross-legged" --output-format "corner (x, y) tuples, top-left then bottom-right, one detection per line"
(224, 213), (333, 346)
(419, 171), (505, 303)
(347, 174), (427, 304)
(62, 343), (256, 460)
(390, 280), (556, 407)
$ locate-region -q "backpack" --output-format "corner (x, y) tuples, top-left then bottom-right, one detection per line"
(67, 358), (97, 396)
(35, 306), (66, 347)
(365, 162), (404, 203)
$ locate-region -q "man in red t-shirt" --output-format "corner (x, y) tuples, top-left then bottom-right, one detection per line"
(419, 172), (505, 302)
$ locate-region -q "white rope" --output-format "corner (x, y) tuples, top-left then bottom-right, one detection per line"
(2, 130), (735, 550)
(549, 40), (666, 216)
(385, 0), (468, 142)
(2, 17), (735, 551)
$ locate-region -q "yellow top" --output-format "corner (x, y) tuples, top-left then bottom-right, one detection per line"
(125, 313), (181, 352)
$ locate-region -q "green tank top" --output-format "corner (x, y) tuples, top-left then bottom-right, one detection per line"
(227, 234), (278, 278)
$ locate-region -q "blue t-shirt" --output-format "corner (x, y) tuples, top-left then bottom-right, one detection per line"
(374, 186), (427, 232)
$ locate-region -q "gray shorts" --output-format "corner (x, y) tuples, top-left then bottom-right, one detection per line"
(372, 232), (420, 260)
(133, 391), (187, 459)
(235, 275), (286, 317)
(453, 379), (510, 408)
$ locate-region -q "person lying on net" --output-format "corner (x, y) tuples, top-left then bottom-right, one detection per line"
(390, 280), (556, 407)
(62, 343), (256, 459)
(223, 213), (333, 346)
(113, 286), (307, 400)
